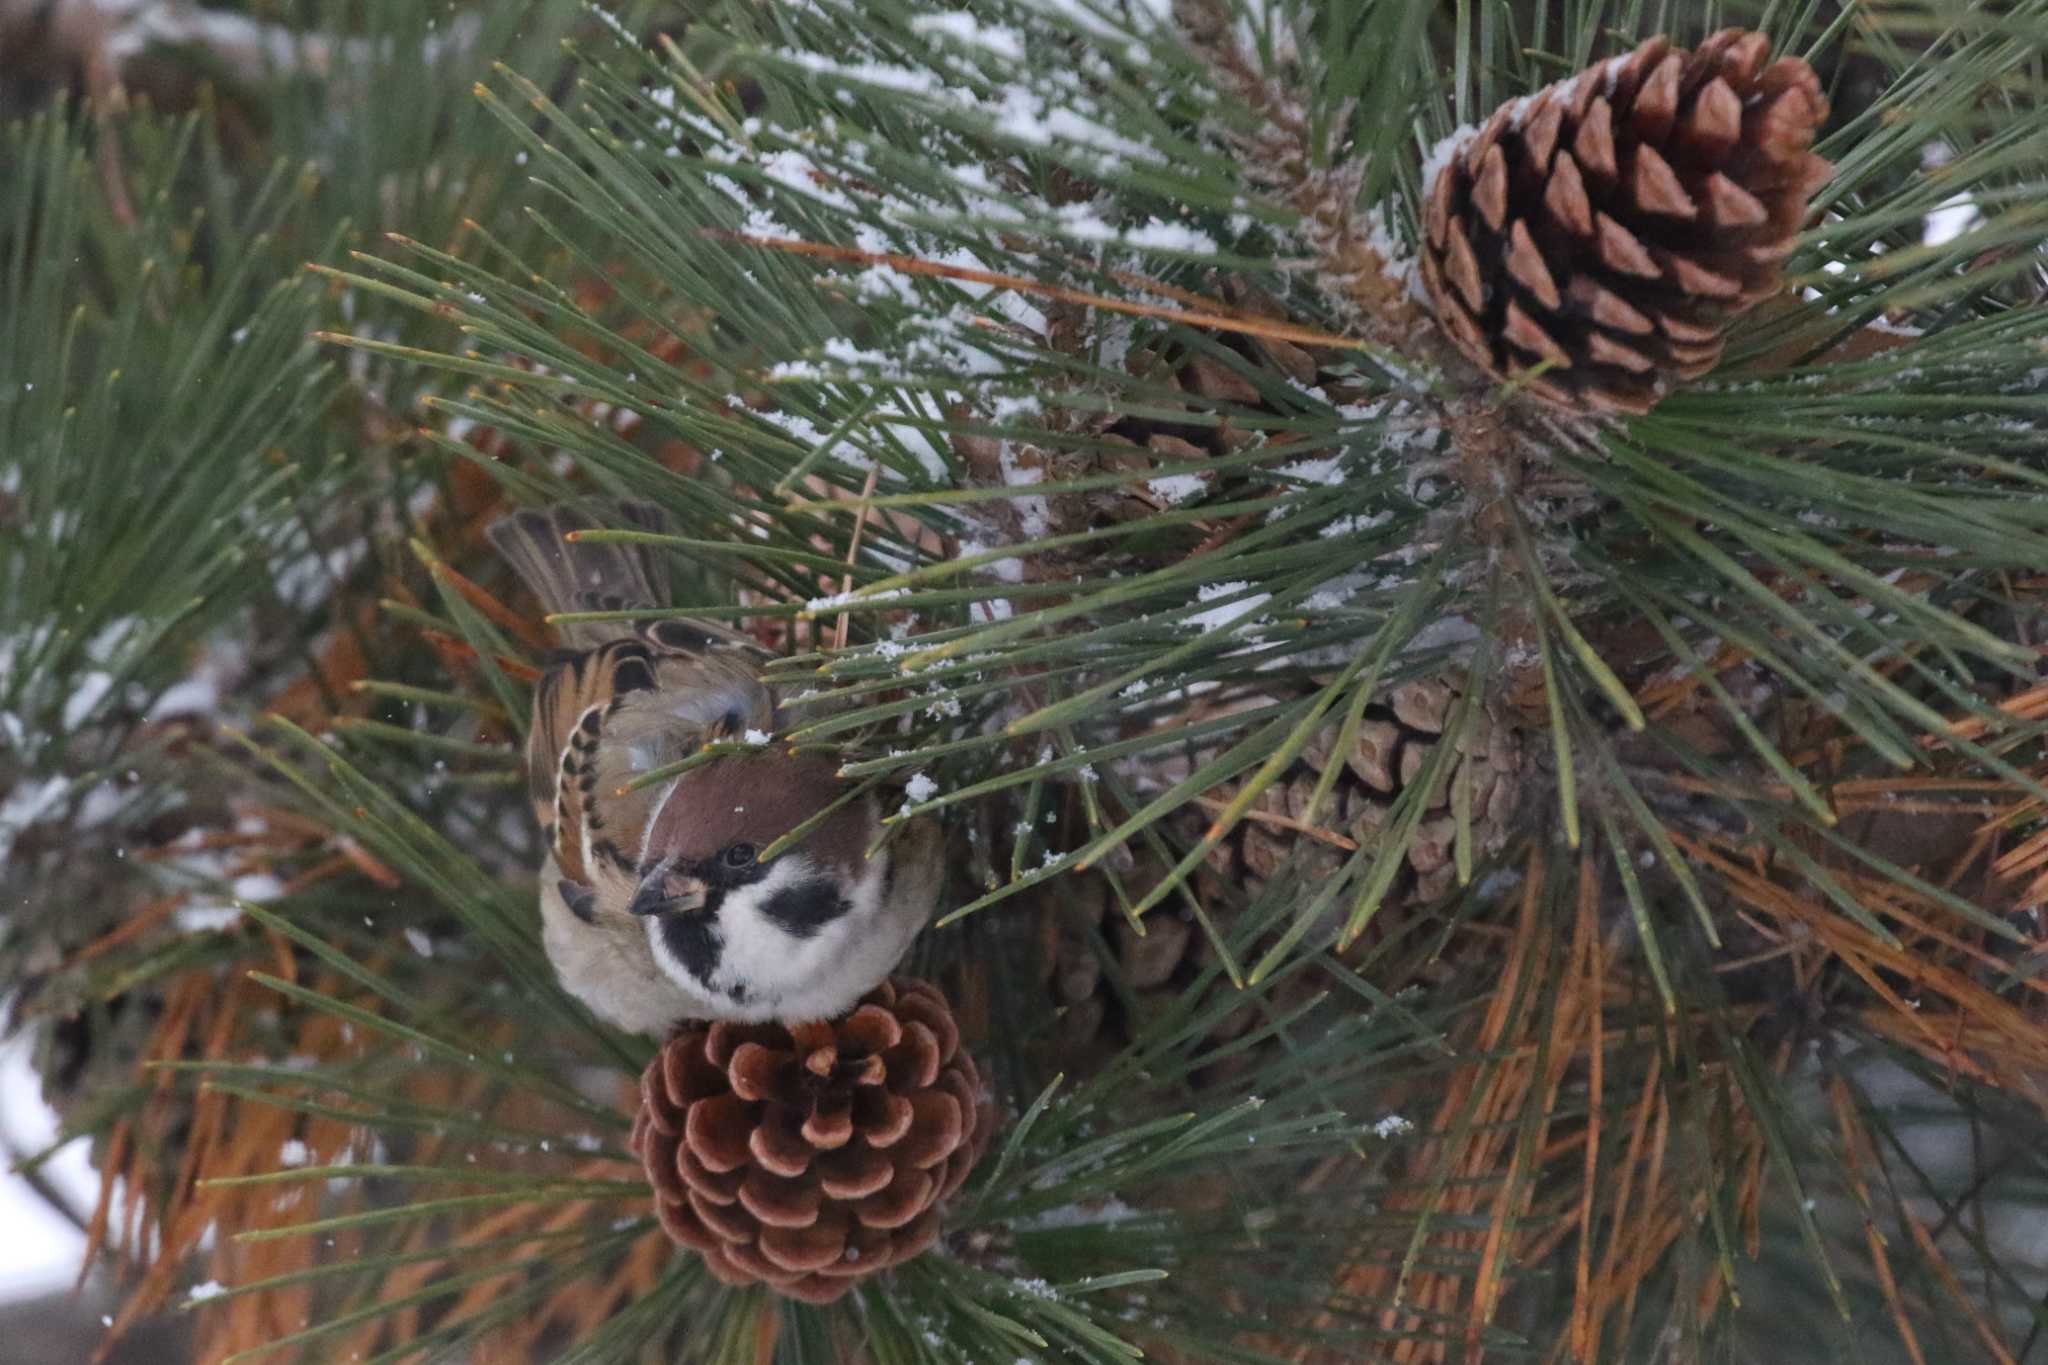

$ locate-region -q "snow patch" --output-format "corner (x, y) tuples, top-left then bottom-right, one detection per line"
(175, 905), (245, 933)
(1419, 125), (1479, 199)
(1145, 473), (1207, 505)
(0, 775), (69, 862)
(1188, 582), (1271, 634)
(62, 671), (115, 730)
(910, 12), (1026, 62)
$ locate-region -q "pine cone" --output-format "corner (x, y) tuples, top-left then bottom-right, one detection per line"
(1043, 677), (1524, 1070)
(947, 283), (1382, 568)
(630, 978), (992, 1304)
(1420, 29), (1832, 413)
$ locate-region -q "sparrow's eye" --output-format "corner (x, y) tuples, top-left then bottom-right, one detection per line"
(721, 843), (758, 869)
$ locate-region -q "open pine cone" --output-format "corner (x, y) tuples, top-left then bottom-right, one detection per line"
(1421, 28), (1832, 413)
(1043, 676), (1523, 1076)
(630, 978), (992, 1303)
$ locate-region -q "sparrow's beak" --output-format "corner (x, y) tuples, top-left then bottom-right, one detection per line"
(627, 866), (710, 917)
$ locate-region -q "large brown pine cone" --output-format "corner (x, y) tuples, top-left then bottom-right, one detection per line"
(1421, 29), (1832, 413)
(630, 978), (992, 1303)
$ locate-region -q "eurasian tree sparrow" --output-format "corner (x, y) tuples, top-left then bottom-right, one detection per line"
(490, 503), (943, 1032)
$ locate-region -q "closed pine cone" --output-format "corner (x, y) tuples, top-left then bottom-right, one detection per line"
(1421, 29), (1832, 413)
(631, 977), (992, 1303)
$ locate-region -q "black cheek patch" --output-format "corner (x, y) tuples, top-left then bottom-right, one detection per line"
(659, 913), (723, 985)
(760, 880), (852, 940)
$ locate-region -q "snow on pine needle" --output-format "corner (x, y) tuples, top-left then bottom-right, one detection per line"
(341, 3), (1448, 861)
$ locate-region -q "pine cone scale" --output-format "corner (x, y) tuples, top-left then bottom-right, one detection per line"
(887, 1021), (943, 1091)
(817, 1144), (893, 1199)
(685, 1094), (753, 1171)
(739, 1170), (821, 1228)
(855, 1088), (915, 1147)
(681, 1147), (743, 1203)
(858, 1168), (934, 1229)
(1505, 221), (1561, 308)
(800, 1100), (855, 1149)
(833, 1005), (893, 1052)
(692, 1190), (756, 1243)
(723, 1240), (805, 1286)
(899, 1090), (965, 1168)
(745, 1115), (813, 1180)
(1574, 99), (1617, 179)
(1631, 143), (1694, 218)
(760, 1211), (853, 1273)
(1702, 171), (1764, 228)
(656, 1197), (723, 1253)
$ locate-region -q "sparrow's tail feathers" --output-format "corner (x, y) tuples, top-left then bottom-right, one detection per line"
(488, 501), (669, 651)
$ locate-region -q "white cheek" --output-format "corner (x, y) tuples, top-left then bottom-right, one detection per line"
(714, 858), (893, 1008)
(715, 860), (829, 982)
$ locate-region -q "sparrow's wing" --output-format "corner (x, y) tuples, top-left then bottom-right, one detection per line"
(487, 501), (761, 653)
(498, 501), (779, 906)
(536, 640), (775, 899)
(488, 501), (669, 652)
(528, 638), (668, 894)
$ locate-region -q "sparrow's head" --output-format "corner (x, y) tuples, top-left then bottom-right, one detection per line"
(628, 752), (894, 1017)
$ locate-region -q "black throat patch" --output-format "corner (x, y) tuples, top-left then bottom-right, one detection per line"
(657, 911), (723, 986)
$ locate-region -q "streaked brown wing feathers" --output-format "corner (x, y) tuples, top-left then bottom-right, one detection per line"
(530, 638), (664, 884)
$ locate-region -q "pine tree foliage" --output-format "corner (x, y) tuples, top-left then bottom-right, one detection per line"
(3, 0), (2048, 1362)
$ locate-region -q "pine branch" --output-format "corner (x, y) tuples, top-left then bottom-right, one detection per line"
(7, 1), (2048, 1361)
